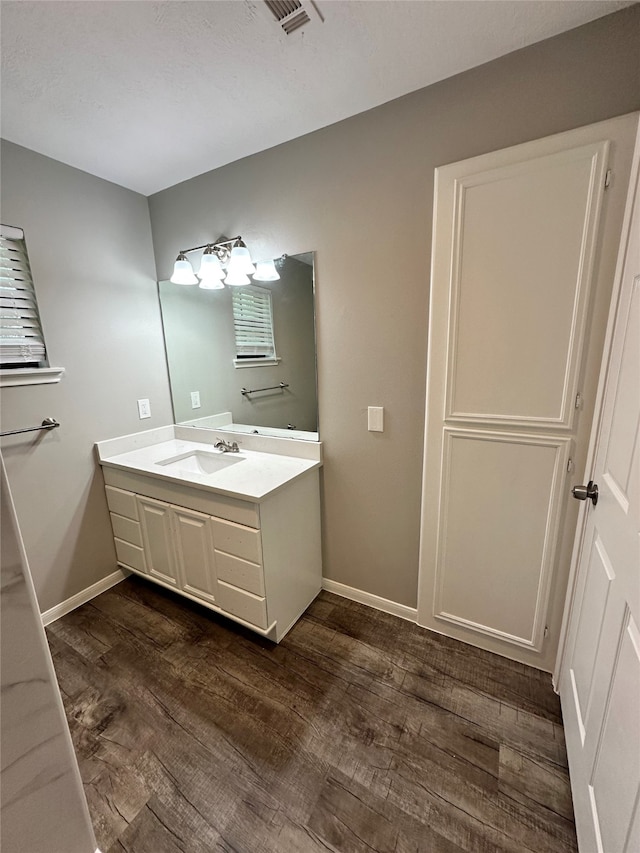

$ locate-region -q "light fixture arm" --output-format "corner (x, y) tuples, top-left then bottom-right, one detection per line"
(178, 235), (242, 265)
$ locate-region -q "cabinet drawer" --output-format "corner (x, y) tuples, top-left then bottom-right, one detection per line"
(106, 486), (138, 520)
(114, 538), (146, 573)
(110, 512), (142, 547)
(210, 518), (262, 564)
(216, 580), (268, 629)
(215, 551), (264, 597)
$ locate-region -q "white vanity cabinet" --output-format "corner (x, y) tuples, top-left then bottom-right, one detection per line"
(102, 464), (322, 642)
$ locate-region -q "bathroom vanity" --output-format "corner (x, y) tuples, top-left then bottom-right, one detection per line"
(95, 426), (322, 642)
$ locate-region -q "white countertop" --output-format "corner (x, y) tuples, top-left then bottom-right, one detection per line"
(97, 437), (321, 502)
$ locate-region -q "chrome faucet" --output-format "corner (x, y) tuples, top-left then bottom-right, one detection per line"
(214, 438), (240, 453)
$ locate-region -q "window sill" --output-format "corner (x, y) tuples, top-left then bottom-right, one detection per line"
(233, 357), (280, 369)
(0, 367), (65, 388)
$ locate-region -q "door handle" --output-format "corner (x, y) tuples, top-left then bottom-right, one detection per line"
(572, 480), (598, 506)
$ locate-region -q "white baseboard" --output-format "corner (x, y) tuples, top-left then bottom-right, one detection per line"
(42, 570), (416, 629)
(321, 578), (417, 623)
(41, 568), (130, 626)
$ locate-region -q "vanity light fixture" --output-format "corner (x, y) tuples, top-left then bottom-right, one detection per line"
(170, 252), (199, 285)
(198, 245), (225, 288)
(227, 238), (256, 276)
(171, 236), (253, 287)
(253, 259), (280, 281)
(198, 277), (225, 290)
(170, 236), (282, 289)
(224, 268), (252, 287)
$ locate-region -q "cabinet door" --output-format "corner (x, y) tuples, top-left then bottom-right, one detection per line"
(137, 496), (178, 587)
(172, 506), (217, 604)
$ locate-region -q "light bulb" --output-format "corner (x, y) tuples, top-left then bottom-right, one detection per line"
(253, 259), (280, 281)
(199, 277), (225, 290)
(170, 253), (198, 285)
(199, 247), (224, 282)
(224, 268), (251, 286)
(228, 239), (255, 275)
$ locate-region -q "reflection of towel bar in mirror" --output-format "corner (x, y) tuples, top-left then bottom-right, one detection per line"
(241, 381), (289, 397)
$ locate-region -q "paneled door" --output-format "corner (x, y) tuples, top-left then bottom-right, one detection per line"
(137, 495), (179, 588)
(417, 114), (638, 670)
(172, 505), (218, 604)
(558, 129), (639, 853)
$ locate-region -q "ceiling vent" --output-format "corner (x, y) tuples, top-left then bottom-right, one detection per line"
(263, 0), (323, 35)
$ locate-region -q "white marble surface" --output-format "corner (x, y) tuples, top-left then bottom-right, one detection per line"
(92, 423), (176, 458)
(1, 458), (96, 853)
(96, 435), (321, 502)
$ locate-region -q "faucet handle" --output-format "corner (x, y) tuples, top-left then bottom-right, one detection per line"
(214, 437), (240, 452)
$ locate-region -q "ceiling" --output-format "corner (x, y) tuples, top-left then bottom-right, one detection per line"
(1, 0), (633, 196)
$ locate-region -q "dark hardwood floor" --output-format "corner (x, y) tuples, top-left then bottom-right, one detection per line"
(47, 577), (577, 853)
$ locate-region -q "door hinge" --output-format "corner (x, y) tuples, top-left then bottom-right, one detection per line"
(575, 392), (583, 409)
(604, 169), (612, 189)
(567, 458), (574, 474)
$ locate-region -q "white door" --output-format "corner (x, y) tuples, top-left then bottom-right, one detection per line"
(557, 130), (640, 853)
(172, 505), (218, 604)
(417, 114), (638, 671)
(137, 495), (179, 587)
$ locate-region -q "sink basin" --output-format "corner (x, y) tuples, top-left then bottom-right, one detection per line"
(156, 449), (244, 476)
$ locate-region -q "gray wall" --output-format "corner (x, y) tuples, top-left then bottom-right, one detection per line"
(0, 141), (173, 613)
(148, 7), (640, 607)
(1, 8), (638, 615)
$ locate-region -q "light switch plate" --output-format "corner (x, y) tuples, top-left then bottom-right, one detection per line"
(137, 398), (151, 419)
(190, 391), (201, 409)
(368, 406), (384, 432)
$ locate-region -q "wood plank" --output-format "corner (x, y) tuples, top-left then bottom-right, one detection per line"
(47, 602), (120, 661)
(498, 745), (575, 822)
(401, 671), (568, 767)
(107, 794), (220, 853)
(307, 771), (467, 853)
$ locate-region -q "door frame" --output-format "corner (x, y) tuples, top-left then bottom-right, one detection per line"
(417, 113), (640, 672)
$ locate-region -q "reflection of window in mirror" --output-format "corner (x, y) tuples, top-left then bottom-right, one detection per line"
(232, 285), (278, 367)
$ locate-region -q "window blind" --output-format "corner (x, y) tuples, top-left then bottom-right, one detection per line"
(232, 285), (276, 358)
(0, 225), (48, 367)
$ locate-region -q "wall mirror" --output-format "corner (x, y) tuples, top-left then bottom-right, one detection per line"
(158, 252), (318, 440)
